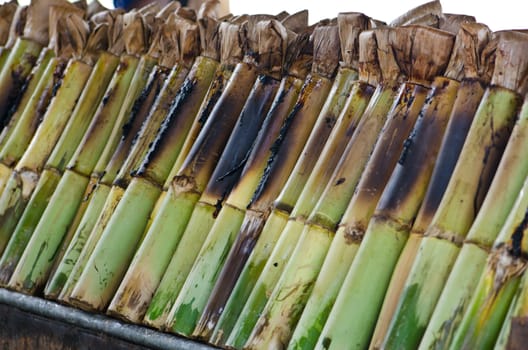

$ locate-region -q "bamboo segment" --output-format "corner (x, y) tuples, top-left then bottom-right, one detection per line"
(0, 9), (117, 281)
(0, 38), (42, 128)
(223, 27), (399, 350)
(291, 81), (456, 350)
(0, 48), (54, 152)
(113, 72), (282, 323)
(46, 14), (202, 300)
(449, 180), (528, 349)
(381, 32), (528, 350)
(370, 23), (493, 348)
(44, 65), (172, 300)
(173, 22), (364, 341)
(0, 50), (58, 200)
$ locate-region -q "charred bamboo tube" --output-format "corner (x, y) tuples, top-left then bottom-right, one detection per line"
(2, 12), (149, 293)
(57, 12), (226, 305)
(0, 38), (42, 129)
(198, 13), (371, 344)
(370, 23), (493, 348)
(380, 31), (528, 350)
(0, 11), (98, 285)
(109, 19), (291, 325)
(245, 25), (454, 350)
(0, 50), (64, 192)
(43, 13), (196, 300)
(0, 2), (89, 192)
(0, 49), (57, 204)
(0, 48), (54, 153)
(67, 17), (256, 313)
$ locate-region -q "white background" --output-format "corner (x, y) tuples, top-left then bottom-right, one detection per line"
(227, 0), (526, 31)
(9, 0), (528, 32)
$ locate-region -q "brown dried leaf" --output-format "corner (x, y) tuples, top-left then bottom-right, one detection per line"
(284, 30), (312, 79)
(25, 0), (84, 46)
(439, 13), (476, 34)
(83, 22), (109, 63)
(156, 1), (180, 19)
(491, 31), (528, 95)
(219, 21), (244, 65)
(312, 24), (340, 78)
(0, 1), (17, 45)
(257, 19), (288, 78)
(358, 30), (382, 86)
(281, 10), (308, 33)
(445, 22), (492, 81)
(338, 12), (370, 69)
(122, 10), (148, 55)
(198, 15), (220, 60)
(87, 0), (108, 19)
(52, 12), (89, 59)
(48, 4), (87, 56)
(390, 0), (442, 27)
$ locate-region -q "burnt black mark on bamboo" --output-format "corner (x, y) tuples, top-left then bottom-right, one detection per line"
(133, 76), (197, 178)
(122, 68), (165, 141)
(509, 208), (528, 258)
(472, 100), (518, 220)
(196, 212), (265, 336)
(1, 53), (39, 128)
(198, 69), (229, 125)
(204, 75), (279, 200)
(418, 80), (484, 220)
(248, 96), (304, 209)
